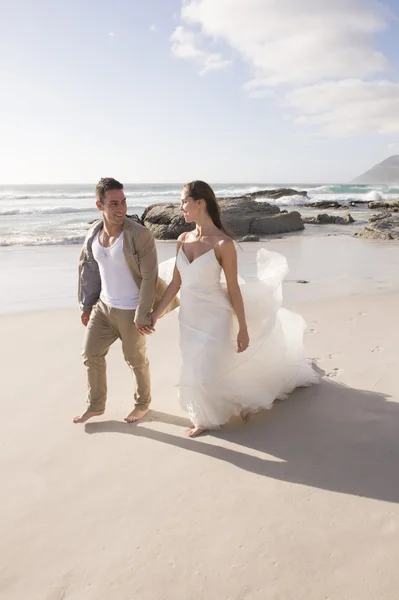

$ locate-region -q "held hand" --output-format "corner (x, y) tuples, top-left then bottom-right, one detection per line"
(135, 323), (155, 336)
(237, 327), (250, 353)
(136, 312), (160, 336)
(81, 310), (91, 327)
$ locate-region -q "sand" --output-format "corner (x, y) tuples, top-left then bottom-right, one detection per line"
(1, 237), (399, 599)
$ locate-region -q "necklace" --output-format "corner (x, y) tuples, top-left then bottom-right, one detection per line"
(100, 232), (111, 258)
(100, 230), (123, 257)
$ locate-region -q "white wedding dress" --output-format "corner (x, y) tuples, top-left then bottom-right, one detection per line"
(160, 247), (319, 430)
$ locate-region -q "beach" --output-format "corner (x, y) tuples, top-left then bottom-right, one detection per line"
(1, 233), (399, 599)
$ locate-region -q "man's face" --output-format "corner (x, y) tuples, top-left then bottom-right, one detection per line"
(97, 189), (127, 225)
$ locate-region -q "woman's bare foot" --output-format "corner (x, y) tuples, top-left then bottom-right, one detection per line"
(186, 427), (206, 438)
(73, 409), (104, 424)
(241, 408), (261, 423)
(124, 408), (149, 423)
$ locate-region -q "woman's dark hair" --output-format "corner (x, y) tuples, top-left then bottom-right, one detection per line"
(184, 180), (229, 234)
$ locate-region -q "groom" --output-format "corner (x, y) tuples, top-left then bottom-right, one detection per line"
(74, 177), (178, 424)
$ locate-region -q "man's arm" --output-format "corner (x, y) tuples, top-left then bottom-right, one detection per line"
(78, 248), (101, 314)
(134, 227), (158, 326)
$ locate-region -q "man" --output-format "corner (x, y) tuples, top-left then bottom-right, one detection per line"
(74, 177), (177, 424)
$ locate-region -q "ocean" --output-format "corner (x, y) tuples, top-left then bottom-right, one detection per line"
(1, 182), (398, 247)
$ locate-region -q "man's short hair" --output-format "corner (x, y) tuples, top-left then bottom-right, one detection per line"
(95, 177), (124, 204)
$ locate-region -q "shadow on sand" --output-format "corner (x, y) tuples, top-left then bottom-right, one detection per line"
(85, 379), (399, 503)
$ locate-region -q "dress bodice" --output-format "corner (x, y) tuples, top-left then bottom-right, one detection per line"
(176, 247), (223, 289)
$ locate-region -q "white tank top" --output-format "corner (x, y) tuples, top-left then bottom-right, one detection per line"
(92, 231), (139, 310)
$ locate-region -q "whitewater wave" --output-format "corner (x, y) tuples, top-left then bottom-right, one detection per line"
(0, 206), (94, 216)
(0, 189), (181, 201)
(256, 194), (308, 206)
(0, 204), (149, 216)
(0, 193), (95, 201)
(0, 234), (86, 247)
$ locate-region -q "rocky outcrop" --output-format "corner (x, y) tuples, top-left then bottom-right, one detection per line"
(230, 188), (308, 201)
(250, 211), (304, 235)
(140, 204), (194, 240)
(303, 213), (355, 225)
(304, 200), (363, 210)
(217, 197), (280, 236)
(142, 197), (304, 239)
(356, 213), (399, 240)
(368, 200), (399, 211)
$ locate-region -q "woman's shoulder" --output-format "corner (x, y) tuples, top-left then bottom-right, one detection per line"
(177, 231), (189, 242)
(214, 235), (235, 261)
(215, 234), (234, 250)
(177, 231), (191, 246)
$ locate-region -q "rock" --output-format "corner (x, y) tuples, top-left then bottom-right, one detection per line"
(142, 190), (307, 239)
(296, 280), (310, 284)
(218, 197), (279, 236)
(250, 211), (304, 235)
(304, 201), (364, 210)
(126, 213), (143, 224)
(356, 213), (399, 240)
(143, 197), (304, 239)
(141, 203), (195, 240)
(303, 213), (355, 225)
(238, 235), (260, 242)
(304, 201), (344, 210)
(227, 188), (308, 202)
(368, 200), (399, 210)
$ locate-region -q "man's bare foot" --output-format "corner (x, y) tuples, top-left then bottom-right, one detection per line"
(73, 409), (104, 424)
(186, 427), (206, 438)
(124, 408), (150, 423)
(241, 408), (261, 423)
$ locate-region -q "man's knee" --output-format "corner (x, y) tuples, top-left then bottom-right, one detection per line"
(124, 354), (149, 370)
(82, 346), (106, 366)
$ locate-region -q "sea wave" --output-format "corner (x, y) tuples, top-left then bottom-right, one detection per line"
(0, 189), (181, 201)
(256, 194), (308, 206)
(0, 234), (86, 247)
(0, 205), (148, 216)
(0, 206), (94, 216)
(0, 193), (95, 201)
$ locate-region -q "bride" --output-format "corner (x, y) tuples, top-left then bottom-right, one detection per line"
(152, 180), (319, 437)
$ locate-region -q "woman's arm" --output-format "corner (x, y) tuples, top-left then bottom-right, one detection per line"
(218, 240), (249, 353)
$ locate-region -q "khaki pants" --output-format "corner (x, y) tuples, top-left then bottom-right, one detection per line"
(82, 301), (151, 412)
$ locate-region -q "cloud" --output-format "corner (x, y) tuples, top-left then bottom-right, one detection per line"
(172, 0), (398, 135)
(108, 32), (115, 37)
(179, 0), (389, 86)
(149, 24), (158, 33)
(285, 80), (399, 135)
(171, 25), (231, 75)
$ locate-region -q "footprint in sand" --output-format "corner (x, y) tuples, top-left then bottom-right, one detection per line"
(372, 346), (383, 353)
(328, 352), (342, 359)
(326, 368), (342, 378)
(306, 328), (317, 335)
(349, 312), (370, 322)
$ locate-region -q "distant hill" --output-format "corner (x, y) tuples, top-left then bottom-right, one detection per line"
(352, 155), (399, 184)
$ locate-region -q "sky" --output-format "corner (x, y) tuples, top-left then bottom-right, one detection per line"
(1, 0), (399, 184)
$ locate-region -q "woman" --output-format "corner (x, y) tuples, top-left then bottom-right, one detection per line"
(152, 181), (318, 437)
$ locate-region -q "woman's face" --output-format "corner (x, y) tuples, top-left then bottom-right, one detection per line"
(180, 190), (201, 223)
